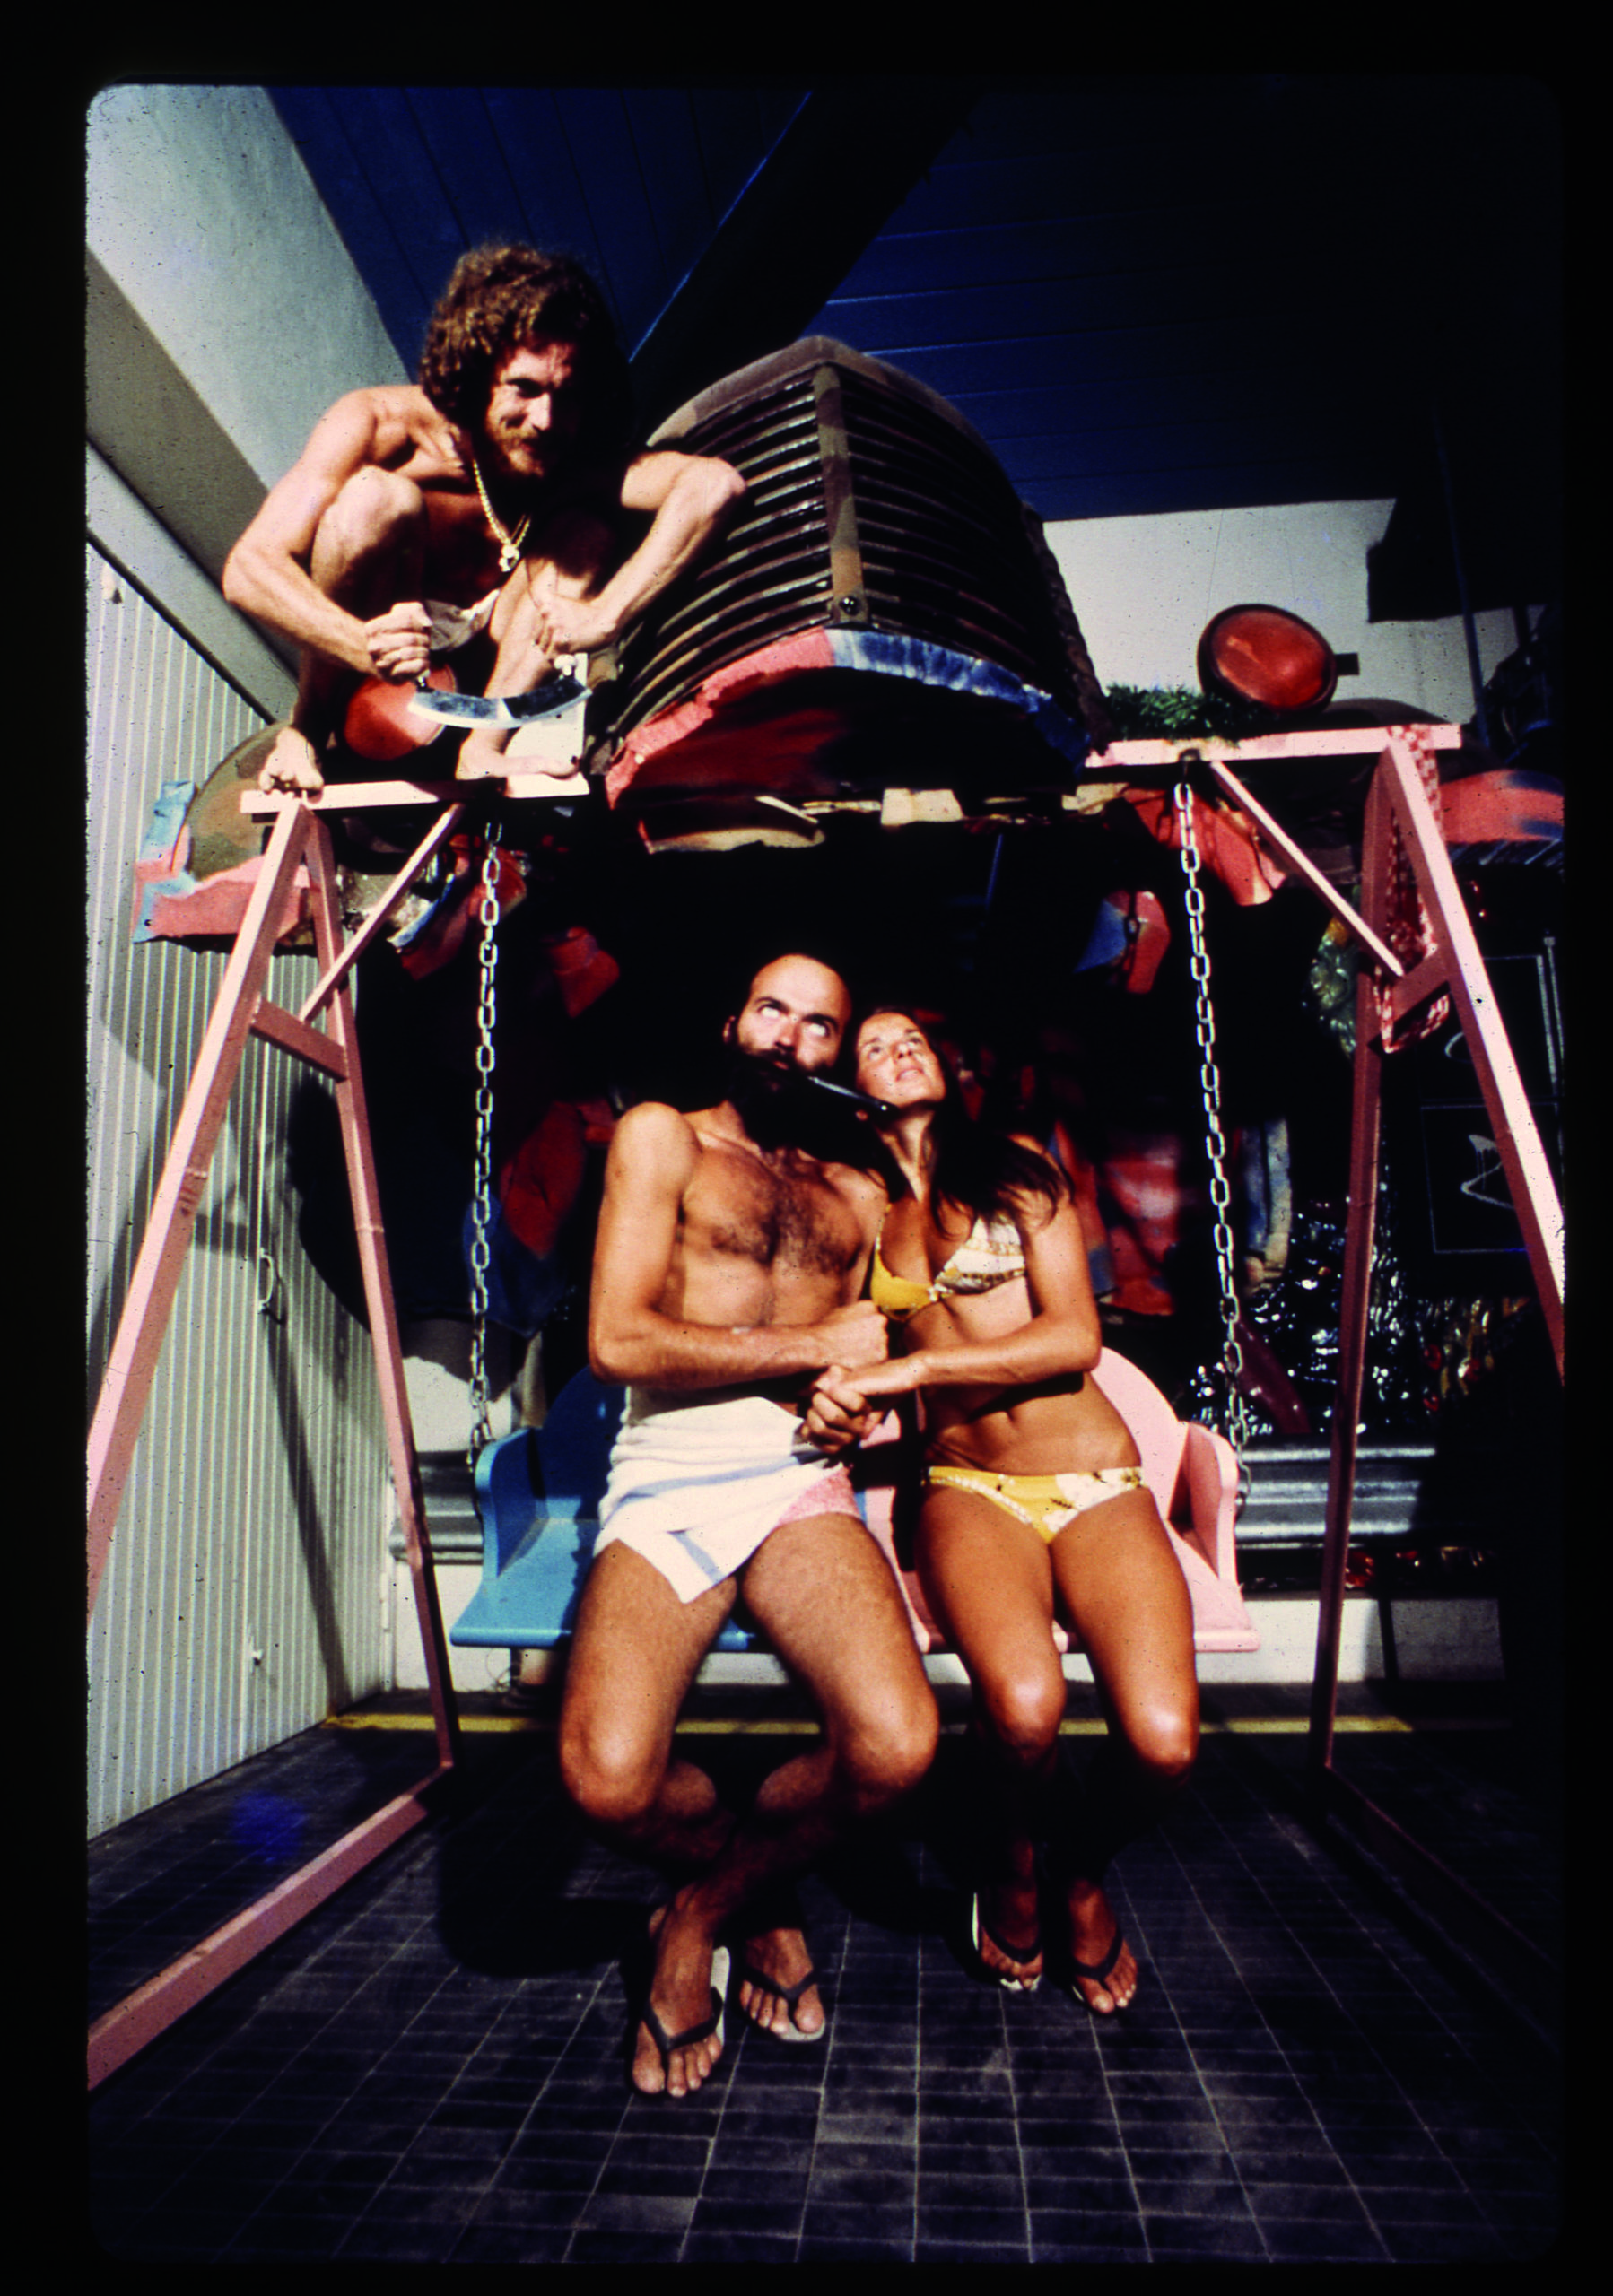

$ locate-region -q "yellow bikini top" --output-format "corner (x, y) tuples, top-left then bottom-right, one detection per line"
(870, 1210), (1026, 1322)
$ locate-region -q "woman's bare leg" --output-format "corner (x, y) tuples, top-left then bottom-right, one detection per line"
(915, 1486), (1066, 1986)
(1048, 1485), (1199, 2009)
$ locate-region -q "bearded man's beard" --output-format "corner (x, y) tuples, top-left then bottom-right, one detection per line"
(722, 1046), (816, 1147)
(475, 421), (555, 500)
(722, 1046), (876, 1164)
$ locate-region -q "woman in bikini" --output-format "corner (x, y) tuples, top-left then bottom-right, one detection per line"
(806, 1007), (1199, 2010)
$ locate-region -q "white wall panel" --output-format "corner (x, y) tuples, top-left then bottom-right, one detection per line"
(1048, 500), (1525, 724)
(86, 546), (392, 1836)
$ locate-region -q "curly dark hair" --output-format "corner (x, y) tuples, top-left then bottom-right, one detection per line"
(417, 244), (632, 454)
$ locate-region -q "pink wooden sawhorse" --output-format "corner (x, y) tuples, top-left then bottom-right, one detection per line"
(87, 779), (476, 2089)
(1098, 726), (1564, 2016)
(1306, 733), (1561, 2021)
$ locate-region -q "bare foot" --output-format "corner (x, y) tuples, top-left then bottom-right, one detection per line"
(257, 726), (325, 795)
(455, 729), (512, 780)
(1065, 1878), (1138, 2013)
(736, 1924), (824, 2042)
(632, 1900), (728, 2098)
(973, 1874), (1044, 1991)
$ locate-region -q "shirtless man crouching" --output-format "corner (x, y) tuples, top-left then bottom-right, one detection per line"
(559, 954), (938, 2096)
(222, 243), (743, 796)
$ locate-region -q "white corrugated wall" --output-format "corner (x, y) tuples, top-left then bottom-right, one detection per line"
(86, 544), (394, 1837)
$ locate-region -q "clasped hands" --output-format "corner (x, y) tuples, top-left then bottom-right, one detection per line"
(799, 1309), (923, 1457)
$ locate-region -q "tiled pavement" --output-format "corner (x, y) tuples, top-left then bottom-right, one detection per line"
(87, 1690), (1565, 2263)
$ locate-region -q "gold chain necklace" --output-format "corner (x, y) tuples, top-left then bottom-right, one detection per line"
(469, 456), (531, 574)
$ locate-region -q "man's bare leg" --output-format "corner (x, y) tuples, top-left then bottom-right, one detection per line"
(258, 468), (429, 794)
(734, 1883), (825, 2041)
(653, 1512), (937, 2054)
(558, 1543), (744, 2096)
(457, 512), (610, 780)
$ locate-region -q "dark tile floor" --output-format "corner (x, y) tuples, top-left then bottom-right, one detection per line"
(87, 1685), (1565, 2264)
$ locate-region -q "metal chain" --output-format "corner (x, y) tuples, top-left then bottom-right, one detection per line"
(1173, 776), (1251, 1485)
(466, 825), (502, 1466)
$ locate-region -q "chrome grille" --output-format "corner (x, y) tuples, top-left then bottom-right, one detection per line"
(591, 340), (1110, 769)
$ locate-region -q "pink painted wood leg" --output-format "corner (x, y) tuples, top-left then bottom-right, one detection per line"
(89, 786), (469, 2086)
(1303, 739), (1562, 2024)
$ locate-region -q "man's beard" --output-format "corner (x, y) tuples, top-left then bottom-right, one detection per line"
(476, 425), (560, 501)
(723, 1047), (846, 1156)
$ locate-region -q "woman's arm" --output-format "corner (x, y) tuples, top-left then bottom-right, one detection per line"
(811, 1190), (1102, 1413)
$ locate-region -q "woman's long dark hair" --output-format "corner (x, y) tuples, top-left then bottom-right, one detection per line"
(862, 1008), (1067, 1238)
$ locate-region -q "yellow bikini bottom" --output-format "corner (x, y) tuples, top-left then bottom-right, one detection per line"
(923, 1463), (1147, 1545)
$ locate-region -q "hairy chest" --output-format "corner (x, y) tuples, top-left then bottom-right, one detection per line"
(687, 1149), (864, 1283)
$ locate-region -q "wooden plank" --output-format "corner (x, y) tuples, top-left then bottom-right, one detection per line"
(88, 1776), (447, 2088)
(1088, 724), (1464, 770)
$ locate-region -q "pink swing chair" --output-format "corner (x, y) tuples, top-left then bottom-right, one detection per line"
(853, 1349), (1257, 1660)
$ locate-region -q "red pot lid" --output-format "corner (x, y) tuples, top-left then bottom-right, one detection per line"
(1198, 604), (1338, 714)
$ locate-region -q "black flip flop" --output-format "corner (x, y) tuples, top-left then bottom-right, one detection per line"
(972, 1892), (1043, 1993)
(737, 1957), (826, 2043)
(1061, 1926), (1129, 2012)
(636, 1944), (729, 2092)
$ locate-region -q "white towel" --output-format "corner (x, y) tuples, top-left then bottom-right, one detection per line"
(595, 1389), (857, 1604)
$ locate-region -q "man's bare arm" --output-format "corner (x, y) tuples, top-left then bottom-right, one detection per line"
(221, 389), (444, 677)
(524, 451), (745, 657)
(587, 1104), (886, 1392)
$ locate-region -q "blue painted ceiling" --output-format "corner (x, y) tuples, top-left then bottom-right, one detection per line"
(269, 78), (1562, 614)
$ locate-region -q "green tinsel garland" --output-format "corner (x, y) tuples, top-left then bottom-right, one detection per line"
(1102, 684), (1275, 743)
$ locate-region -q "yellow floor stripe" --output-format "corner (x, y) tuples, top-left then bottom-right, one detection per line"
(326, 1710), (547, 1733)
(326, 1709), (1505, 1737)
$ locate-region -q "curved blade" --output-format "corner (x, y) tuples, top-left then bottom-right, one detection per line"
(406, 674), (586, 729)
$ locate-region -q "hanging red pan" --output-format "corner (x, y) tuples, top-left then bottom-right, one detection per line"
(1197, 602), (1338, 716)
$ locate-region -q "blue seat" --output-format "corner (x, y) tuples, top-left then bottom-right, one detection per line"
(449, 1370), (766, 1652)
(449, 1357), (1259, 1657)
